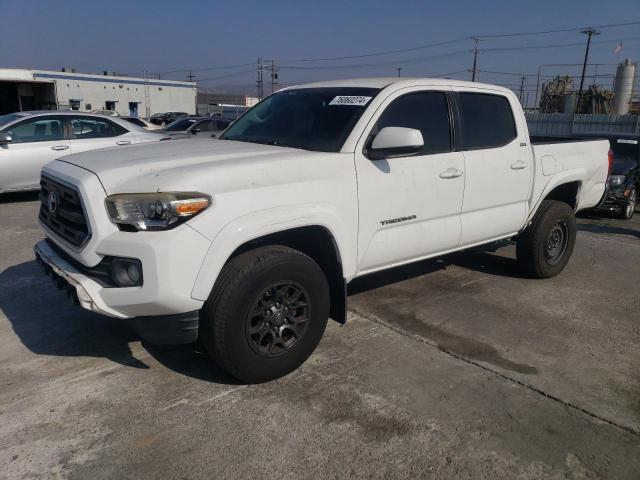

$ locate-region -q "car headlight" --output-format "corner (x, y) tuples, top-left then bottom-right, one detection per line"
(105, 192), (211, 231)
(609, 175), (625, 186)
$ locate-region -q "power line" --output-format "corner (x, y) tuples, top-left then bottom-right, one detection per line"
(196, 69), (256, 83)
(280, 49), (471, 70)
(156, 62), (255, 75)
(279, 20), (640, 63)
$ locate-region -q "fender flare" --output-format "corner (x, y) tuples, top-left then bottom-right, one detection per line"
(190, 204), (354, 301)
(527, 170), (584, 224)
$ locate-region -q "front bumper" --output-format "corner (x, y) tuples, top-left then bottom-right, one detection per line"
(34, 238), (205, 344)
(594, 187), (629, 212)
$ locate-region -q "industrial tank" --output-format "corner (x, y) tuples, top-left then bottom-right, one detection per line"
(613, 59), (636, 114)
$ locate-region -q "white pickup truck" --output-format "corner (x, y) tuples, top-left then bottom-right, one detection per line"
(34, 78), (610, 383)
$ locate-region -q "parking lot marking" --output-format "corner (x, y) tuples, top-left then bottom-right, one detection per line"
(461, 276), (490, 287)
(348, 309), (640, 438)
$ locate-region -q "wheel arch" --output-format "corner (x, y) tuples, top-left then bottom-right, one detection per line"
(192, 219), (350, 324)
(526, 176), (582, 226)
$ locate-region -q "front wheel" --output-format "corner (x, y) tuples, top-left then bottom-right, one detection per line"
(200, 246), (330, 383)
(516, 200), (577, 279)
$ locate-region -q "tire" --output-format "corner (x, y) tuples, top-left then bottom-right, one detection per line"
(516, 200), (577, 279)
(618, 187), (636, 220)
(200, 245), (330, 383)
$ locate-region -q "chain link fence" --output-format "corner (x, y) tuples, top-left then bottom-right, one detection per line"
(526, 113), (640, 137)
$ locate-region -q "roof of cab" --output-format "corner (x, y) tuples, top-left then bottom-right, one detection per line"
(286, 77), (513, 94)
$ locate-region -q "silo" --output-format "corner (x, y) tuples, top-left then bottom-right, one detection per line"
(613, 59), (636, 114)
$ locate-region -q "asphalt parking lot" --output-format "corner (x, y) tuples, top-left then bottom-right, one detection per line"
(1, 192), (638, 480)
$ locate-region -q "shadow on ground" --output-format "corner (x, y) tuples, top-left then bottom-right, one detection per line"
(577, 222), (640, 240)
(0, 260), (240, 385)
(0, 191), (40, 204)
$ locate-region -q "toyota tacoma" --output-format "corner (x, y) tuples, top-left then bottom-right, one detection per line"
(34, 78), (610, 383)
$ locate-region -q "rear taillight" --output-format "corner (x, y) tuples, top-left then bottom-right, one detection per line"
(608, 148), (614, 177)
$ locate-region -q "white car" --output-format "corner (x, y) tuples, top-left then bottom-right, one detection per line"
(34, 78), (609, 383)
(0, 111), (168, 193)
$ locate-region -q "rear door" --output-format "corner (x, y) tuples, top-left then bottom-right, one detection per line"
(0, 115), (70, 191)
(453, 90), (532, 245)
(355, 88), (466, 273)
(68, 116), (136, 154)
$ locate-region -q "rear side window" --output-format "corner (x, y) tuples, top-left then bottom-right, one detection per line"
(375, 91), (451, 155)
(71, 117), (127, 139)
(123, 117), (146, 128)
(459, 93), (516, 150)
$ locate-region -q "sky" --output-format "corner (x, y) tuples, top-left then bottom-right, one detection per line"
(1, 0), (639, 104)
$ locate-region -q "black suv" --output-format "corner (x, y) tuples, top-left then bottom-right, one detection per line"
(594, 134), (639, 219)
(149, 111), (188, 126)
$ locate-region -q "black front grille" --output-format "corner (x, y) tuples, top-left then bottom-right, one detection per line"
(39, 175), (90, 248)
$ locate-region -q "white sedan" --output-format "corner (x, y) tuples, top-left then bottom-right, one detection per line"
(0, 111), (169, 193)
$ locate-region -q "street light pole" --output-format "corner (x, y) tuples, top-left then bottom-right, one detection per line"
(576, 28), (600, 114)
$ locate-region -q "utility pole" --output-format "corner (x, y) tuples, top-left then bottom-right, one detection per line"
(256, 58), (263, 100)
(270, 60), (279, 95)
(396, 67), (402, 77)
(186, 69), (195, 82)
(519, 76), (526, 105)
(576, 28), (600, 114)
(471, 38), (480, 82)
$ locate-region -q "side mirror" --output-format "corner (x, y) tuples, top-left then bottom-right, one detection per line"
(370, 127), (423, 159)
(0, 132), (13, 144)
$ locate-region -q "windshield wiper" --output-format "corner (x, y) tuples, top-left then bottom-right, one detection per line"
(225, 137), (308, 150)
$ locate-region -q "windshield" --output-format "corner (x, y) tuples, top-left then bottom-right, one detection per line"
(220, 87), (379, 152)
(0, 113), (23, 128)
(165, 118), (198, 131)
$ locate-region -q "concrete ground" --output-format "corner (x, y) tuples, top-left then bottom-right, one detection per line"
(0, 192), (638, 480)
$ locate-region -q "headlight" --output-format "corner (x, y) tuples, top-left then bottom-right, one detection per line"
(609, 175), (625, 186)
(105, 192), (211, 231)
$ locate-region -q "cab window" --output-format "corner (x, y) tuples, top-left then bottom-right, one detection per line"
(372, 91), (451, 155)
(458, 93), (517, 150)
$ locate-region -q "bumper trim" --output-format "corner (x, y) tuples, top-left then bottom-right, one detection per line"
(34, 240), (128, 319)
(134, 311), (200, 345)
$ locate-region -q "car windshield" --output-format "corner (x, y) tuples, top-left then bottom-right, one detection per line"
(165, 118), (198, 131)
(220, 87), (379, 152)
(0, 113), (24, 128)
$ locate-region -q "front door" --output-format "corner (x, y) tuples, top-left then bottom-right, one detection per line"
(0, 116), (70, 191)
(355, 89), (465, 274)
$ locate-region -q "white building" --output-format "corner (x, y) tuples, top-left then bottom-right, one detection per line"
(0, 68), (196, 117)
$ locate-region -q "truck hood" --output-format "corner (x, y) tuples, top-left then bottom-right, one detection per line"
(57, 139), (309, 194)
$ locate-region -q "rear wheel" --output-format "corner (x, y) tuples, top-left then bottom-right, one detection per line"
(516, 200), (577, 279)
(200, 246), (330, 383)
(619, 187), (637, 220)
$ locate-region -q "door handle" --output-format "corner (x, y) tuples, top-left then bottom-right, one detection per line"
(510, 161), (528, 170)
(116, 140), (131, 146)
(51, 145), (69, 151)
(439, 168), (463, 179)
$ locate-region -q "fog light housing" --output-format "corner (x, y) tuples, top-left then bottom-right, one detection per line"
(111, 258), (143, 287)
